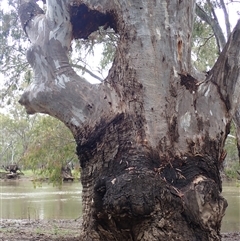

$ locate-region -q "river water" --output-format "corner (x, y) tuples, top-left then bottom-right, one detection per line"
(0, 180), (239, 232)
(222, 181), (240, 232)
(0, 181), (82, 220)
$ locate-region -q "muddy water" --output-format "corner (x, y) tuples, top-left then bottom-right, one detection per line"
(222, 181), (240, 232)
(0, 180), (82, 220)
(0, 180), (239, 232)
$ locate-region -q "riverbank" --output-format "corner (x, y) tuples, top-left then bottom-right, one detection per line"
(0, 219), (239, 241)
(0, 219), (81, 241)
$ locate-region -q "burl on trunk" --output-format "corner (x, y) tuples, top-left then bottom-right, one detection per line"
(18, 0), (240, 240)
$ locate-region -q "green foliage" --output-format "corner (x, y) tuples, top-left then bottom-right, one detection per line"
(225, 163), (240, 180)
(0, 103), (78, 184)
(0, 0), (30, 103)
(192, 0), (220, 71)
(0, 104), (37, 167)
(22, 115), (78, 184)
(22, 169), (34, 177)
(224, 123), (240, 179)
(192, 18), (219, 71)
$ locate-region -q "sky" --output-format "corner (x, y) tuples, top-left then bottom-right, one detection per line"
(215, 2), (239, 34)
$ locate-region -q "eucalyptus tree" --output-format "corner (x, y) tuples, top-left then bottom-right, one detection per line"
(23, 115), (77, 183)
(0, 104), (77, 182)
(0, 106), (37, 167)
(194, 0), (240, 164)
(0, 0), (29, 103)
(16, 0), (240, 241)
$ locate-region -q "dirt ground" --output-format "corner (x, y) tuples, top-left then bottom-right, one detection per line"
(0, 219), (239, 241)
(0, 219), (81, 241)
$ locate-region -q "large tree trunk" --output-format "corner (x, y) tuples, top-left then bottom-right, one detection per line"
(18, 0), (240, 240)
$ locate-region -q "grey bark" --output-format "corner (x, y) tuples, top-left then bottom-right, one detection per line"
(195, 1), (240, 163)
(18, 0), (240, 240)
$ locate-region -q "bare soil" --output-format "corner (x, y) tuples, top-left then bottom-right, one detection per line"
(0, 219), (81, 241)
(0, 219), (239, 241)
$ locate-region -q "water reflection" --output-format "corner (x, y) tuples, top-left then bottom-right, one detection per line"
(0, 181), (82, 220)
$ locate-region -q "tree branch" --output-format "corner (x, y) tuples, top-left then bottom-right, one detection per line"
(196, 34), (215, 57)
(195, 4), (226, 52)
(219, 0), (231, 38)
(18, 0), (120, 131)
(233, 109), (240, 163)
(206, 0), (218, 23)
(71, 64), (103, 82)
(208, 20), (240, 114)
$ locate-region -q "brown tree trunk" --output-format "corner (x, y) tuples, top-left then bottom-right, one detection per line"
(18, 0), (240, 240)
(233, 110), (240, 164)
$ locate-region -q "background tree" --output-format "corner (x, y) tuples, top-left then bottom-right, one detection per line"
(194, 0), (240, 169)
(0, 104), (37, 167)
(0, 102), (78, 182)
(23, 114), (78, 183)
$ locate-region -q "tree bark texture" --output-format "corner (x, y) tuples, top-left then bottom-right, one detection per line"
(18, 0), (240, 240)
(196, 0), (240, 168)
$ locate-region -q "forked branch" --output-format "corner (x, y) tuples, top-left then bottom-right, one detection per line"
(208, 20), (240, 114)
(18, 1), (120, 131)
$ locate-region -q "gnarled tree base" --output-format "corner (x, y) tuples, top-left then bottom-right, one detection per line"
(78, 150), (227, 240)
(75, 114), (227, 241)
(79, 174), (227, 241)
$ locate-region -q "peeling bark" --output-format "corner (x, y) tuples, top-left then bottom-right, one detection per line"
(18, 0), (240, 240)
(18, 0), (120, 134)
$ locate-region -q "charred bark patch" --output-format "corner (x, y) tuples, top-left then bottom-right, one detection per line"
(160, 155), (221, 190)
(202, 132), (223, 161)
(94, 177), (107, 213)
(101, 171), (157, 218)
(168, 115), (179, 143)
(70, 4), (117, 39)
(76, 111), (225, 240)
(93, 170), (184, 230)
(179, 73), (198, 93)
(182, 176), (227, 238)
(76, 113), (124, 168)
